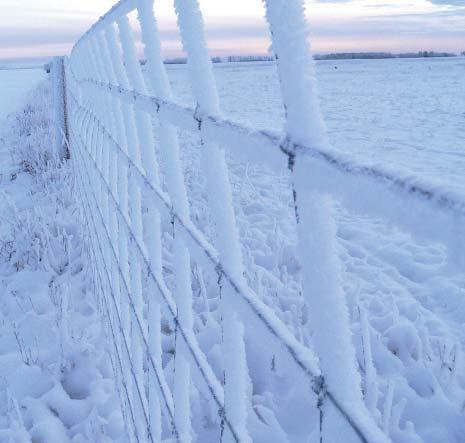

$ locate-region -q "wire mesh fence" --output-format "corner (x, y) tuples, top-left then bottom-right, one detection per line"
(62, 0), (465, 441)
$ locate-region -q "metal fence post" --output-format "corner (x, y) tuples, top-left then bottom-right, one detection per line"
(51, 56), (69, 159)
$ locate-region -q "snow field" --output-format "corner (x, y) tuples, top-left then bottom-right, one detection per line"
(165, 57), (465, 196)
(0, 69), (46, 121)
(154, 58), (465, 442)
(0, 79), (123, 442)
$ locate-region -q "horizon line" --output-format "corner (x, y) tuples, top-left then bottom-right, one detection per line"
(1, 48), (464, 64)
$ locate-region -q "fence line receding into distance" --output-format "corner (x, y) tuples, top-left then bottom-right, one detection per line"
(63, 0), (464, 441)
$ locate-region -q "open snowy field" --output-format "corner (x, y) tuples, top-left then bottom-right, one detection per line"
(166, 56), (465, 195)
(158, 57), (465, 442)
(0, 68), (46, 121)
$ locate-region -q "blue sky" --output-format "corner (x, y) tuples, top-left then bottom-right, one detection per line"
(0, 0), (464, 60)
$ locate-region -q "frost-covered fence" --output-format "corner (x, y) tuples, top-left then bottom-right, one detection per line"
(60, 0), (460, 441)
(51, 56), (68, 159)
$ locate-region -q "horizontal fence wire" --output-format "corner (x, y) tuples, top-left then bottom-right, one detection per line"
(64, 0), (392, 440)
(68, 98), (241, 440)
(62, 0), (465, 442)
(69, 89), (387, 441)
(66, 65), (386, 443)
(70, 121), (174, 443)
(66, 83), (322, 377)
(68, 89), (328, 440)
(72, 77), (465, 220)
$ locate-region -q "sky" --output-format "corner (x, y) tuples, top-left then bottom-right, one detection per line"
(0, 0), (464, 62)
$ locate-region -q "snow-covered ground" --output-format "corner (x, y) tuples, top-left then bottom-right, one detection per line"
(0, 74), (123, 442)
(0, 57), (464, 442)
(157, 57), (465, 442)
(166, 57), (465, 195)
(0, 69), (47, 121)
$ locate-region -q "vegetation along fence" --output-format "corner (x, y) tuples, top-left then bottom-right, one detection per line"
(57, 0), (465, 441)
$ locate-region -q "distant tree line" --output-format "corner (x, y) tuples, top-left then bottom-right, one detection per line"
(224, 55), (275, 63)
(158, 55), (275, 64)
(314, 51), (458, 60)
(139, 51), (462, 66)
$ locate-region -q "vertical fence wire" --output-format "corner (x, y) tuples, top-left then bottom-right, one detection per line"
(115, 18), (151, 440)
(262, 1), (368, 440)
(72, 102), (142, 443)
(173, 1), (252, 440)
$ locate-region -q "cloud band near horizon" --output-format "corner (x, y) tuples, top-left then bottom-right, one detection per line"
(0, 0), (464, 61)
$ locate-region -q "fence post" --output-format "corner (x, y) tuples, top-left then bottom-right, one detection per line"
(51, 56), (68, 159)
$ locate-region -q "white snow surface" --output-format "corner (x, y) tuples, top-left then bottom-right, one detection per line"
(151, 57), (465, 442)
(0, 69), (46, 121)
(1, 56), (465, 442)
(165, 57), (465, 196)
(0, 77), (123, 442)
